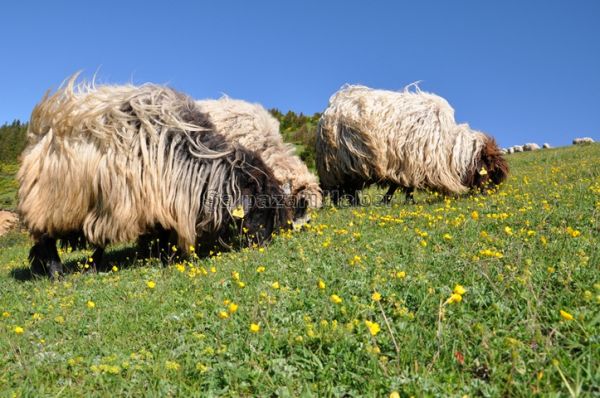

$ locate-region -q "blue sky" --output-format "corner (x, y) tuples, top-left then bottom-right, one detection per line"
(1, 0), (598, 147)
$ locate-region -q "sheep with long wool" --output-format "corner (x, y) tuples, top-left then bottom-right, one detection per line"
(196, 97), (322, 224)
(316, 85), (508, 204)
(18, 76), (292, 277)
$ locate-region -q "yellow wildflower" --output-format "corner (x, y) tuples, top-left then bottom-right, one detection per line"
(86, 300), (96, 309)
(271, 281), (280, 289)
(165, 361), (181, 371)
(111, 265), (118, 272)
(14, 326), (24, 335)
(146, 280), (156, 289)
(232, 206), (245, 219)
(256, 266), (266, 273)
(396, 271), (406, 279)
(560, 310), (574, 321)
(317, 279), (326, 289)
(390, 392), (400, 398)
(218, 311), (229, 319)
(446, 293), (463, 304)
(330, 294), (343, 304)
(364, 320), (381, 336)
(250, 323), (260, 333)
(453, 284), (467, 296)
(2, 311), (10, 318)
(228, 303), (238, 314)
(443, 233), (452, 240)
(471, 211), (479, 220)
(371, 292), (382, 302)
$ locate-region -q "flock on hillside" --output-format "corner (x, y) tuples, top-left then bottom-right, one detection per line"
(13, 74), (587, 279)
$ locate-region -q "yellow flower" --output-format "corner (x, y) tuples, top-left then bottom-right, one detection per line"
(165, 361), (181, 371)
(86, 300), (96, 309)
(396, 271), (406, 279)
(196, 363), (209, 372)
(471, 211), (479, 220)
(504, 226), (513, 235)
(371, 292), (382, 302)
(228, 303), (238, 314)
(317, 279), (326, 289)
(446, 293), (463, 304)
(231, 271), (240, 280)
(256, 266), (265, 273)
(14, 326), (24, 335)
(560, 310), (574, 321)
(111, 265), (118, 272)
(146, 280), (156, 289)
(250, 323), (260, 333)
(390, 392), (400, 398)
(218, 311), (229, 319)
(453, 284), (467, 296)
(443, 234), (452, 240)
(2, 311), (10, 318)
(364, 320), (381, 336)
(330, 294), (343, 304)
(271, 281), (280, 289)
(232, 205), (245, 219)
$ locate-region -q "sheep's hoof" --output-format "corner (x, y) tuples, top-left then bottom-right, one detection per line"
(47, 260), (64, 280)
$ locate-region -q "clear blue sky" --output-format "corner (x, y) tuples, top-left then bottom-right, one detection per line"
(1, 0), (599, 147)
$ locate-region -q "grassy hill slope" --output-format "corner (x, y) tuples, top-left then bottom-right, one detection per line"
(0, 144), (598, 396)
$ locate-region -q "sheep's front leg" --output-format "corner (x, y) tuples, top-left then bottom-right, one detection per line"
(381, 184), (399, 204)
(29, 234), (63, 279)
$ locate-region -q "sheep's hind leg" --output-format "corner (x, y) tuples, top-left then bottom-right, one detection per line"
(29, 234), (63, 279)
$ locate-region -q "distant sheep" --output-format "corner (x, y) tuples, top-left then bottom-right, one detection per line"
(507, 147), (515, 154)
(523, 143), (540, 151)
(573, 137), (595, 145)
(18, 76), (292, 278)
(316, 85), (508, 204)
(196, 97), (322, 225)
(513, 145), (524, 153)
(543, 143), (551, 149)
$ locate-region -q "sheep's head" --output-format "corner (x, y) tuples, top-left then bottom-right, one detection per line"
(231, 149), (292, 245)
(466, 136), (509, 191)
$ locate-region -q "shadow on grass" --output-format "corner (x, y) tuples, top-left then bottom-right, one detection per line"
(9, 246), (148, 282)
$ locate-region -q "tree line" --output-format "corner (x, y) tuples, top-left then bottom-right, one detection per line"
(0, 110), (320, 168)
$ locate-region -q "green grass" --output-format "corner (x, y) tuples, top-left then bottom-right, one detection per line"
(0, 163), (19, 210)
(1, 145), (599, 396)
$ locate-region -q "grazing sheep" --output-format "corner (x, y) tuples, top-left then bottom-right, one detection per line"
(513, 145), (524, 153)
(18, 76), (292, 278)
(573, 137), (595, 145)
(316, 85), (508, 205)
(523, 143), (540, 151)
(507, 147), (515, 154)
(543, 143), (551, 149)
(195, 97), (322, 225)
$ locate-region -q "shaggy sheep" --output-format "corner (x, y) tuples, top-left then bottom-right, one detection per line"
(195, 97), (322, 224)
(573, 137), (595, 145)
(18, 76), (292, 278)
(316, 85), (508, 204)
(523, 143), (540, 151)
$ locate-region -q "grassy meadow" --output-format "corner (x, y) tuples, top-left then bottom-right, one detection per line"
(0, 144), (598, 396)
